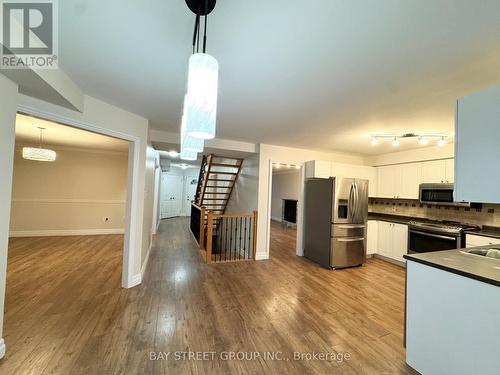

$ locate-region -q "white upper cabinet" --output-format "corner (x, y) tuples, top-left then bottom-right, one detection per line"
(400, 162), (421, 199)
(444, 159), (454, 184)
(377, 165), (399, 198)
(455, 85), (500, 204)
(305, 160), (331, 178)
(420, 160), (446, 183)
(305, 160), (378, 197)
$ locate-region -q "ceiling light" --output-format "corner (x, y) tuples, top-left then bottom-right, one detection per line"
(180, 164), (189, 170)
(295, 165), (300, 170)
(418, 137), (429, 145)
(371, 137), (378, 146)
(275, 163), (281, 169)
(168, 150), (179, 158)
(184, 1), (219, 141)
(392, 137), (400, 147)
(437, 137), (446, 147)
(22, 127), (56, 162)
(286, 164), (291, 168)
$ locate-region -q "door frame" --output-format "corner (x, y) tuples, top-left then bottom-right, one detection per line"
(266, 159), (305, 257)
(15, 104), (141, 289)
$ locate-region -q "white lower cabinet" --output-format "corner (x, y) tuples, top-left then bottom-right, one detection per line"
(466, 234), (500, 247)
(375, 221), (408, 263)
(367, 220), (378, 255)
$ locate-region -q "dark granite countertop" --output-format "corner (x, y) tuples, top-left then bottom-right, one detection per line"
(368, 213), (415, 225)
(404, 248), (500, 287)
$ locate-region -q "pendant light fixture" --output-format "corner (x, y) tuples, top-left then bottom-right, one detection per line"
(181, 96), (204, 153)
(22, 127), (56, 162)
(183, 0), (218, 141)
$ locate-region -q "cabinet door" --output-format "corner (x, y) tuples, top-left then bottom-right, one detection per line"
(367, 220), (378, 255)
(445, 159), (454, 183)
(392, 223), (408, 262)
(377, 221), (393, 258)
(399, 163), (420, 199)
(420, 160), (446, 183)
(455, 86), (500, 204)
(315, 160), (332, 178)
(377, 166), (395, 198)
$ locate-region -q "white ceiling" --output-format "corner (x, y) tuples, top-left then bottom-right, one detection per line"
(15, 114), (129, 151)
(59, 1), (500, 155)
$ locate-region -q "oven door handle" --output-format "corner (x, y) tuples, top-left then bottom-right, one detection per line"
(410, 230), (456, 241)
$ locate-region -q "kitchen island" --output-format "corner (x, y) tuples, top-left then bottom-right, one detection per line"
(404, 249), (500, 375)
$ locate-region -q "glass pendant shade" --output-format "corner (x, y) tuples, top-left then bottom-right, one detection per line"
(180, 148), (197, 161)
(185, 53), (218, 140)
(22, 147), (56, 162)
(181, 101), (204, 153)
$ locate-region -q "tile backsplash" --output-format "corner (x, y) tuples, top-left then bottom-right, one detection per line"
(369, 198), (500, 227)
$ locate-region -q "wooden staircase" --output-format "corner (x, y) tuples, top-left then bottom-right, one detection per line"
(195, 154), (244, 215)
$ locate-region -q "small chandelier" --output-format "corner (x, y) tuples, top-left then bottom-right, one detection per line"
(22, 127), (56, 162)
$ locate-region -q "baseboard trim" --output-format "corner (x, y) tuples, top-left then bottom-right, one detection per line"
(270, 216), (282, 222)
(373, 254), (406, 267)
(0, 338), (5, 359)
(255, 253), (268, 261)
(8, 228), (125, 238)
(129, 274), (142, 288)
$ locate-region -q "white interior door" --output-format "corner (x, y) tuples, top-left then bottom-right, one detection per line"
(184, 175), (198, 216)
(160, 173), (183, 219)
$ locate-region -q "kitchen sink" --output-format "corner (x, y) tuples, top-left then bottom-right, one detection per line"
(460, 247), (500, 261)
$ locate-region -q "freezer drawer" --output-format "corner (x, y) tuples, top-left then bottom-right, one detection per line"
(332, 223), (365, 238)
(331, 236), (366, 268)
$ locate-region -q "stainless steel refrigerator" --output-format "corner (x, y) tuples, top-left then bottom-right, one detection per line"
(304, 177), (368, 269)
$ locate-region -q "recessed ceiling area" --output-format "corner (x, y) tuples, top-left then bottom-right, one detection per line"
(15, 114), (129, 151)
(58, 1), (500, 155)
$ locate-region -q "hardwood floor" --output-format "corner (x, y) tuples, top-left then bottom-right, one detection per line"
(0, 218), (411, 374)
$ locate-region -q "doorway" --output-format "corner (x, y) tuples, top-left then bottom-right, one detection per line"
(269, 162), (302, 258)
(3, 114), (131, 366)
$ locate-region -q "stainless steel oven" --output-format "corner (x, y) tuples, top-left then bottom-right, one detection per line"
(408, 221), (468, 254)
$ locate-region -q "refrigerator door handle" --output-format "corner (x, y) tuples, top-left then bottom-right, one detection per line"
(350, 182), (357, 221)
(337, 224), (365, 229)
(348, 183), (355, 221)
(336, 237), (365, 242)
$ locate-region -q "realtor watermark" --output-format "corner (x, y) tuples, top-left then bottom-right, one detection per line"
(1, 0), (58, 69)
(149, 351), (351, 363)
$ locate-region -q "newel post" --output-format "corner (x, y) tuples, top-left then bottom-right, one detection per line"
(252, 211), (258, 260)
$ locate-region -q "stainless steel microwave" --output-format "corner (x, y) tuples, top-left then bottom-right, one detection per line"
(419, 183), (470, 207)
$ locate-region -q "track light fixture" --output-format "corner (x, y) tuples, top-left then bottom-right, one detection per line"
(370, 133), (449, 147)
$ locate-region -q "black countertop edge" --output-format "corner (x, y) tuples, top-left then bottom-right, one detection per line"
(367, 213), (415, 225)
(404, 254), (500, 288)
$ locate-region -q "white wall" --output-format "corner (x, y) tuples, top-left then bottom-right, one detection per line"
(0, 74), (19, 359)
(141, 143), (159, 271)
(256, 143), (366, 260)
(9, 145), (128, 236)
(367, 143), (454, 166)
(225, 154), (259, 214)
(271, 170), (300, 221)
